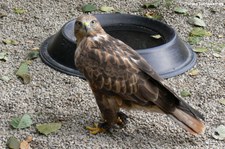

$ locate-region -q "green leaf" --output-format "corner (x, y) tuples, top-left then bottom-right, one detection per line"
(10, 114), (32, 129)
(188, 17), (206, 27)
(190, 28), (212, 37)
(82, 3), (97, 13)
(13, 8), (26, 14)
(0, 52), (8, 61)
(7, 136), (20, 149)
(2, 39), (19, 45)
(143, 0), (161, 8)
(0, 75), (11, 82)
(219, 98), (225, 105)
(212, 125), (225, 140)
(100, 6), (114, 12)
(193, 47), (208, 53)
(211, 43), (225, 53)
(164, 0), (173, 8)
(195, 13), (203, 19)
(213, 53), (222, 58)
(16, 61), (31, 84)
(188, 69), (199, 76)
(26, 50), (39, 60)
(36, 122), (62, 136)
(174, 7), (188, 14)
(188, 36), (201, 45)
(2, 39), (11, 44)
(151, 34), (162, 39)
(180, 90), (191, 97)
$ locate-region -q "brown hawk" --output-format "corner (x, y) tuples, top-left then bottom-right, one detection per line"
(74, 15), (205, 135)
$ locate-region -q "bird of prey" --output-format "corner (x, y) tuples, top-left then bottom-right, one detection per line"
(74, 14), (205, 135)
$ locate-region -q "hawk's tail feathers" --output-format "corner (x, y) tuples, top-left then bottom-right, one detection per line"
(169, 108), (205, 135)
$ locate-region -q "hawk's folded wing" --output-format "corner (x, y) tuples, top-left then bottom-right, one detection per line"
(75, 35), (162, 105)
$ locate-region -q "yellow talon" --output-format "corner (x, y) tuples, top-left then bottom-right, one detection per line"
(86, 123), (106, 135)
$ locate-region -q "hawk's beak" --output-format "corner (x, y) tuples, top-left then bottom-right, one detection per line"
(83, 22), (91, 32)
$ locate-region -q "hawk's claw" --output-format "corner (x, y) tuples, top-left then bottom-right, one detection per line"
(86, 123), (106, 135)
(117, 112), (128, 126)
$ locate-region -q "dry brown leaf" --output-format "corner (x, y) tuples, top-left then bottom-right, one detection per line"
(20, 140), (30, 149)
(25, 136), (33, 143)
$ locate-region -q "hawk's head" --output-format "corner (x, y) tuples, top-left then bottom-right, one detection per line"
(74, 15), (105, 44)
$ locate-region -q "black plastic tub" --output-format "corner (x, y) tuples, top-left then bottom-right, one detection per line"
(40, 13), (196, 79)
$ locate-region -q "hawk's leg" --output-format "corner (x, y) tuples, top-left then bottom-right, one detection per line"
(86, 112), (127, 134)
(86, 116), (118, 135)
(86, 89), (120, 134)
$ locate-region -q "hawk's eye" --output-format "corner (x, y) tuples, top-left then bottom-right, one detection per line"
(90, 20), (96, 25)
(76, 21), (82, 26)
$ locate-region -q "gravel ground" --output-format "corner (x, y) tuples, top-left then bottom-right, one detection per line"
(0, 0), (225, 148)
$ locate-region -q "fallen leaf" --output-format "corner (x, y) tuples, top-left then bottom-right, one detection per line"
(0, 12), (7, 18)
(195, 13), (203, 19)
(20, 140), (29, 149)
(10, 114), (32, 129)
(16, 61), (31, 84)
(143, 0), (161, 8)
(0, 52), (8, 61)
(2, 39), (11, 44)
(31, 47), (40, 51)
(189, 69), (199, 76)
(82, 3), (97, 13)
(188, 16), (206, 27)
(190, 27), (212, 37)
(7, 136), (20, 149)
(26, 50), (39, 60)
(218, 34), (224, 38)
(13, 8), (26, 14)
(212, 125), (225, 140)
(188, 36), (201, 45)
(213, 53), (222, 58)
(151, 34), (162, 39)
(210, 8), (217, 14)
(100, 6), (114, 12)
(0, 75), (11, 82)
(210, 43), (225, 53)
(219, 99), (225, 105)
(213, 47), (222, 53)
(25, 136), (33, 143)
(2, 39), (19, 45)
(174, 7), (188, 14)
(164, 0), (173, 8)
(145, 11), (163, 20)
(36, 122), (62, 136)
(193, 47), (208, 53)
(180, 90), (191, 97)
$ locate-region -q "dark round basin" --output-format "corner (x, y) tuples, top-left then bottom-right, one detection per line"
(40, 13), (196, 79)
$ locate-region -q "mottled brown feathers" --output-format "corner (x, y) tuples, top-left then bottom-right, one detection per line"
(74, 14), (205, 135)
